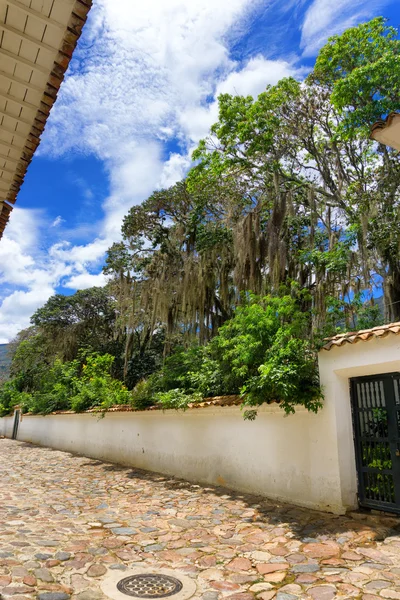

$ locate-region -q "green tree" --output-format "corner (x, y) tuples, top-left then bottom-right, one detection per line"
(31, 287), (120, 362)
(311, 17), (400, 136)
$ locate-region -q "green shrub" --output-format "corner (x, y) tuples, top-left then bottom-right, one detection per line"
(130, 374), (204, 412)
(0, 380), (24, 416)
(153, 389), (202, 410)
(69, 353), (130, 412)
(242, 334), (323, 414)
(129, 375), (161, 410)
(0, 293), (323, 418)
(159, 345), (224, 397)
(151, 292), (324, 416)
(208, 293), (323, 414)
(0, 352), (131, 415)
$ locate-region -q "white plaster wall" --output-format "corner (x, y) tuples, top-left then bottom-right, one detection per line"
(0, 415), (14, 438)
(318, 334), (400, 511)
(1, 403), (348, 514)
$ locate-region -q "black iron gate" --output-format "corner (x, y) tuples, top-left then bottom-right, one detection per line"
(11, 409), (20, 440)
(350, 373), (400, 514)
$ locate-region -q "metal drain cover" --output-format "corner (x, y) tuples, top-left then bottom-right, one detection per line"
(117, 574), (183, 598)
(102, 567), (196, 600)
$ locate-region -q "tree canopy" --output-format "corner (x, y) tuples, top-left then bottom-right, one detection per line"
(311, 17), (400, 136)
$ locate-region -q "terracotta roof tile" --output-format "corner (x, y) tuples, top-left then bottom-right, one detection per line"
(322, 322), (400, 351)
(48, 395), (245, 416)
(371, 112), (400, 137)
(33, 395), (281, 417)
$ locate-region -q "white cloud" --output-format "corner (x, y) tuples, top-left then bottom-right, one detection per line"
(4, 207), (42, 251)
(0, 210), (58, 341)
(301, 0), (392, 56)
(64, 273), (108, 290)
(160, 153), (192, 189)
(103, 141), (164, 239)
(36, 0), (265, 270)
(41, 0), (290, 261)
(40, 0), (257, 160)
(49, 238), (110, 268)
(51, 215), (65, 227)
(180, 55), (306, 145)
(41, 0), (294, 177)
(0, 209), (109, 342)
(217, 55), (304, 97)
(0, 238), (35, 285)
(0, 286), (55, 343)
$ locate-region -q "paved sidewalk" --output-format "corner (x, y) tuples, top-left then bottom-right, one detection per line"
(1, 440), (400, 600)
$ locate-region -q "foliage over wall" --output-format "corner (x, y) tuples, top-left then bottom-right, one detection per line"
(129, 291), (323, 416)
(1, 18), (397, 418)
(0, 352), (130, 417)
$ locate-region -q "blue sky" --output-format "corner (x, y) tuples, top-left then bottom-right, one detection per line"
(0, 0), (399, 342)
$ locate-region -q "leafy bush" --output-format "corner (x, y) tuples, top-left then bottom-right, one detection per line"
(0, 352), (130, 416)
(132, 292), (324, 416)
(21, 359), (79, 414)
(242, 335), (322, 414)
(69, 353), (131, 413)
(0, 294), (324, 418)
(153, 389), (202, 410)
(128, 375), (160, 410)
(158, 345), (224, 397)
(0, 379), (25, 417)
(9, 332), (51, 392)
(209, 293), (323, 414)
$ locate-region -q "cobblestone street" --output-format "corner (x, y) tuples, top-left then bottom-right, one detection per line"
(1, 440), (400, 600)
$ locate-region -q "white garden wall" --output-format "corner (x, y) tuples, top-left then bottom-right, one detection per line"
(0, 415), (14, 438)
(0, 401), (352, 515)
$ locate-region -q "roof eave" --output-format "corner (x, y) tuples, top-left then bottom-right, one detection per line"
(0, 0), (93, 239)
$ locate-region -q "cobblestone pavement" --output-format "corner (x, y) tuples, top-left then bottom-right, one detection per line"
(1, 440), (400, 600)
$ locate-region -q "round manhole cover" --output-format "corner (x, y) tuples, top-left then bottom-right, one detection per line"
(117, 574), (183, 599)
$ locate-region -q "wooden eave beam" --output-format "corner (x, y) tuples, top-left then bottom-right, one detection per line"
(0, 23), (60, 55)
(5, 0), (67, 32)
(0, 151), (22, 164)
(0, 108), (42, 127)
(0, 163), (18, 175)
(0, 69), (44, 94)
(0, 122), (28, 141)
(0, 88), (39, 112)
(0, 47), (50, 75)
(0, 138), (25, 152)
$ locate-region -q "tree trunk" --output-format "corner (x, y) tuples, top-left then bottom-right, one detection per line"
(385, 263), (400, 322)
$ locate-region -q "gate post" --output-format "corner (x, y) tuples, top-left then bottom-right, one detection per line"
(11, 408), (20, 440)
(318, 354), (359, 512)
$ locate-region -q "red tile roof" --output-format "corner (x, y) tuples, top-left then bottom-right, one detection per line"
(322, 322), (400, 351)
(46, 395), (245, 415)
